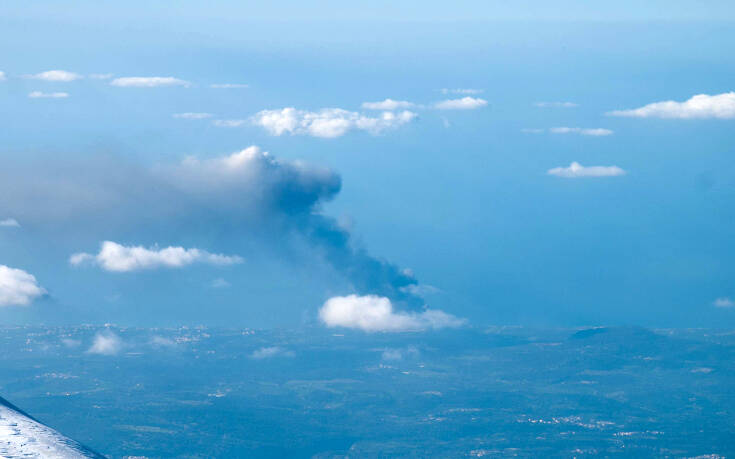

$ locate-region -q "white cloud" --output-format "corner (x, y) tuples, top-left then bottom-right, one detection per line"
(521, 128), (545, 134)
(319, 294), (465, 332)
(150, 336), (177, 348)
(0, 71), (5, 82)
(87, 331), (123, 355)
(28, 91), (69, 99)
(434, 97), (488, 110)
(549, 127), (613, 136)
(210, 83), (249, 89)
(69, 241), (243, 272)
(0, 265), (45, 306)
(535, 101), (578, 108)
(212, 119), (248, 127)
(88, 73), (113, 80)
(250, 346), (295, 359)
(361, 99), (416, 110)
(547, 162), (626, 178)
(608, 92), (735, 119)
(173, 112), (213, 120)
(440, 88), (483, 95)
(713, 297), (735, 308)
(110, 77), (190, 88)
(0, 218), (20, 227)
(252, 107), (416, 138)
(381, 346), (419, 361)
(211, 278), (230, 288)
(27, 70), (81, 82)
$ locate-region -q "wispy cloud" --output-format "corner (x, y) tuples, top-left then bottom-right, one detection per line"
(549, 127), (613, 136)
(250, 346), (295, 359)
(89, 73), (114, 80)
(28, 91), (69, 99)
(211, 278), (230, 288)
(440, 88), (483, 95)
(0, 71), (6, 82)
(319, 294), (464, 332)
(608, 92), (735, 119)
(434, 97), (488, 110)
(212, 119), (248, 127)
(110, 77), (190, 88)
(252, 107), (417, 138)
(0, 265), (45, 307)
(87, 331), (123, 355)
(547, 162), (626, 178)
(27, 70), (81, 82)
(713, 297), (735, 308)
(535, 101), (579, 108)
(70, 241), (243, 272)
(210, 83), (249, 89)
(361, 99), (416, 110)
(173, 112), (213, 120)
(0, 218), (20, 227)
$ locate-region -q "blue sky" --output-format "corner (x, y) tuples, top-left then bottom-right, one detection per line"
(1, 1), (734, 328)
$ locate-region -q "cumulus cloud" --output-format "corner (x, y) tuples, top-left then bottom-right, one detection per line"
(250, 346), (295, 359)
(0, 146), (425, 307)
(0, 218), (20, 227)
(713, 297), (734, 308)
(212, 119), (248, 127)
(535, 101), (578, 108)
(319, 294), (464, 332)
(28, 91), (69, 99)
(252, 108), (417, 138)
(547, 162), (626, 178)
(361, 99), (416, 110)
(70, 241), (243, 272)
(549, 127), (613, 136)
(110, 77), (190, 88)
(173, 112), (213, 120)
(27, 70), (81, 82)
(608, 92), (735, 119)
(210, 83), (249, 89)
(87, 331), (123, 355)
(440, 88), (483, 95)
(434, 97), (488, 110)
(0, 265), (45, 307)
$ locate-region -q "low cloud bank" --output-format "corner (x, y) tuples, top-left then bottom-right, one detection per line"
(319, 294), (464, 332)
(608, 92), (735, 119)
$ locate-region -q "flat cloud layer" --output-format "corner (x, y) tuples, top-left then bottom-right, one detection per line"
(28, 91), (69, 99)
(548, 162), (626, 178)
(70, 241), (243, 272)
(252, 108), (417, 138)
(549, 127), (613, 136)
(0, 265), (45, 306)
(434, 97), (487, 110)
(110, 77), (190, 87)
(0, 218), (20, 227)
(608, 92), (735, 119)
(27, 70), (81, 82)
(361, 99), (415, 110)
(319, 294), (464, 332)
